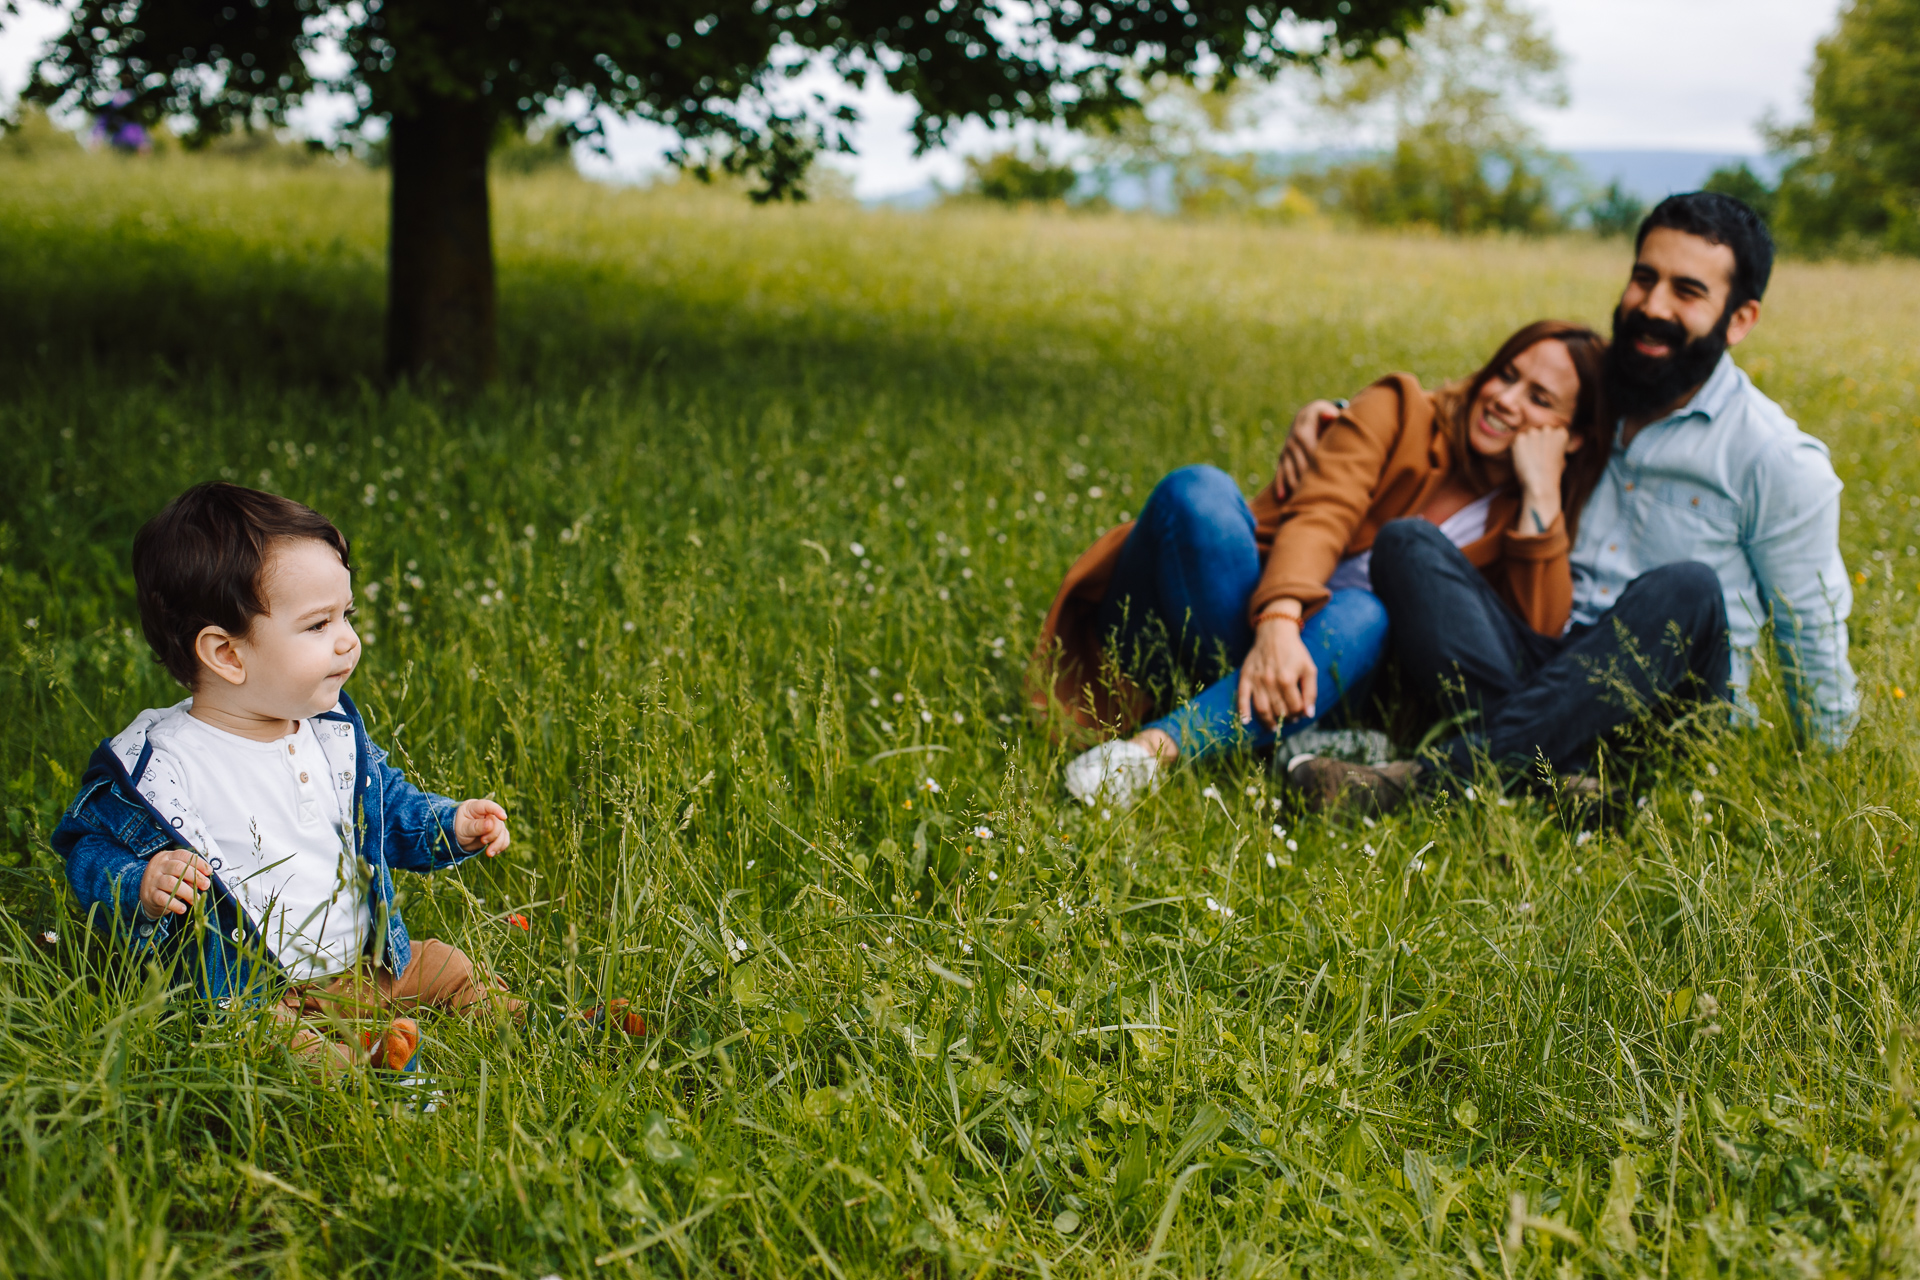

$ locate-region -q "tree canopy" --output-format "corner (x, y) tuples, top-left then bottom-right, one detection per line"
(1767, 0), (1920, 255)
(26, 0), (1446, 198)
(21, 0), (1445, 384)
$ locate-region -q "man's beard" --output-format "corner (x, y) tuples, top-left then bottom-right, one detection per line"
(1604, 303), (1731, 421)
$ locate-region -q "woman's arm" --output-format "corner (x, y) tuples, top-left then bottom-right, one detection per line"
(1510, 425), (1569, 535)
(1500, 425), (1575, 635)
(1238, 604), (1318, 728)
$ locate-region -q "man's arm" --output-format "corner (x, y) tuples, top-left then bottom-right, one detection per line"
(1745, 436), (1858, 747)
(1277, 399), (1342, 495)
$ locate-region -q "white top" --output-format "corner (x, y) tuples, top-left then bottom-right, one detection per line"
(147, 714), (369, 980)
(1325, 488), (1499, 594)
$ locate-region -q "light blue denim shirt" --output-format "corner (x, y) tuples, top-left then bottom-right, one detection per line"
(1569, 353), (1858, 746)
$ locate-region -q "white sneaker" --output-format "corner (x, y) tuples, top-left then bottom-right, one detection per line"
(1064, 739), (1163, 809)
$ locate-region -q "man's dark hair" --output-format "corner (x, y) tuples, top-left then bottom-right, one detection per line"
(1635, 191), (1775, 309)
(132, 483), (352, 688)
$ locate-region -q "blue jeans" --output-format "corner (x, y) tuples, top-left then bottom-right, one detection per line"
(1093, 465), (1389, 761)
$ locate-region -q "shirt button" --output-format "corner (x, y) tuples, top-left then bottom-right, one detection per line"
(1609, 544), (1618, 552)
(1691, 496), (1700, 506)
(299, 771), (310, 783)
(288, 744), (296, 755)
(1624, 482), (1635, 491)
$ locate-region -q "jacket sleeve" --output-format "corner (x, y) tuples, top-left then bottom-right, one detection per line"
(52, 792), (175, 954)
(1249, 380), (1409, 623)
(368, 742), (473, 873)
(1493, 513), (1573, 637)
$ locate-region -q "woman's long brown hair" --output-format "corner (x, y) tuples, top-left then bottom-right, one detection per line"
(1440, 320), (1611, 538)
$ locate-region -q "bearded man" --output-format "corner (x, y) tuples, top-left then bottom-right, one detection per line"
(1285, 191), (1858, 810)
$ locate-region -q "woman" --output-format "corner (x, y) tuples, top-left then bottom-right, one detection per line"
(1034, 319), (1611, 807)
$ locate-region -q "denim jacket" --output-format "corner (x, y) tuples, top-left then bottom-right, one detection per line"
(52, 690), (475, 1002)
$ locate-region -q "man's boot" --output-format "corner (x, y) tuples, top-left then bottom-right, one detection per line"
(1285, 755), (1424, 816)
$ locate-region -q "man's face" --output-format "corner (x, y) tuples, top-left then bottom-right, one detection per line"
(1605, 227), (1762, 420)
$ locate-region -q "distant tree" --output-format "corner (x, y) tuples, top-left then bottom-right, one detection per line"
(1766, 0), (1920, 255)
(0, 104), (83, 160)
(964, 147), (1078, 205)
(23, 0), (1444, 388)
(1584, 180), (1645, 239)
(1300, 0), (1571, 234)
(1701, 162), (1775, 227)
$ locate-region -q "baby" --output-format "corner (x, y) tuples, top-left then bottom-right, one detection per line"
(54, 483), (515, 1072)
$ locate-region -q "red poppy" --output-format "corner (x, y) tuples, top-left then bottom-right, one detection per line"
(507, 913), (530, 931)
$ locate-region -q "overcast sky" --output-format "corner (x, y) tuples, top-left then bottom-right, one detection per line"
(2, 0), (1845, 196)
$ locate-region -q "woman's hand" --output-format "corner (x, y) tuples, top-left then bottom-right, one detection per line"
(1237, 613), (1317, 729)
(1509, 423), (1570, 534)
(140, 849), (212, 920)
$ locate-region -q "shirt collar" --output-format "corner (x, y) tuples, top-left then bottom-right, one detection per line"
(1674, 352), (1742, 424)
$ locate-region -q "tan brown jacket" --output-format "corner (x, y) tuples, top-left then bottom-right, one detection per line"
(1031, 373), (1572, 730)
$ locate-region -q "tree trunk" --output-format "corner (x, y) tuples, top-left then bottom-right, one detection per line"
(385, 93), (497, 388)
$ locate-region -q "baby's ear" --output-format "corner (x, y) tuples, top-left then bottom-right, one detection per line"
(193, 625), (249, 687)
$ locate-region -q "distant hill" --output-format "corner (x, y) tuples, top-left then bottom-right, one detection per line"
(860, 150), (1781, 214)
(1564, 150), (1780, 204)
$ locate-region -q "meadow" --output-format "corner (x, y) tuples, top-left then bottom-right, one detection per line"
(2, 150), (1919, 1279)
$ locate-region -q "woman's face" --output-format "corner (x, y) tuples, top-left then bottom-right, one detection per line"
(1466, 339), (1582, 458)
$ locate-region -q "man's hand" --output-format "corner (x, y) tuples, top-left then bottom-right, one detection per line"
(1278, 400), (1342, 495)
(1509, 423), (1571, 533)
(140, 849), (212, 921)
(1236, 614), (1317, 729)
(455, 799), (512, 856)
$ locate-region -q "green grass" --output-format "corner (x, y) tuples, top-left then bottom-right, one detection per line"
(3, 151), (1920, 1278)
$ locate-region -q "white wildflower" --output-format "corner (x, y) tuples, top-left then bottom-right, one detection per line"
(1690, 789), (1705, 805)
(849, 542), (865, 557)
(973, 826), (994, 840)
(41, 930), (57, 944)
(1575, 830), (1593, 846)
(1286, 839), (1298, 852)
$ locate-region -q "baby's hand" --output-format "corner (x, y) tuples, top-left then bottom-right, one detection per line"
(140, 849), (212, 920)
(455, 798), (511, 856)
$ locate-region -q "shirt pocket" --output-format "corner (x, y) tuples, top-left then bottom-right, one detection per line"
(1644, 477), (1742, 545)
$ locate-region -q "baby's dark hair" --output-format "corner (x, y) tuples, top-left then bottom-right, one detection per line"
(132, 483), (352, 688)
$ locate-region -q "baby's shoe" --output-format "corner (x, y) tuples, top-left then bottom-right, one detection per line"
(1064, 739), (1162, 810)
(580, 998), (649, 1037)
(363, 1016), (421, 1071)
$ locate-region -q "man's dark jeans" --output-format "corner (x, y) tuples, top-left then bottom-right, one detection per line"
(1368, 519), (1732, 780)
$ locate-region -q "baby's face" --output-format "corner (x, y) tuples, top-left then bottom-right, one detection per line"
(232, 538), (361, 720)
